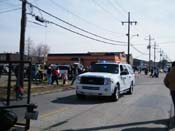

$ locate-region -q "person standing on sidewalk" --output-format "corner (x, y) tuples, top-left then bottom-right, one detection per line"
(47, 65), (52, 84)
(51, 67), (59, 85)
(71, 65), (79, 85)
(62, 72), (68, 85)
(164, 61), (175, 108)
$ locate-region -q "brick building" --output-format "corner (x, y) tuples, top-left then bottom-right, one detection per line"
(47, 52), (127, 66)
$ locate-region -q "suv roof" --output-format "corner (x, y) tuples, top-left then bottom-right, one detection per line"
(95, 62), (127, 65)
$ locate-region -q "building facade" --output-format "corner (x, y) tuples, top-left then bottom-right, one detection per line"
(47, 52), (127, 67)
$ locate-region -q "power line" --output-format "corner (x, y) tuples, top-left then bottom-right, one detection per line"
(49, 0), (122, 35)
(108, 0), (127, 17)
(131, 44), (148, 55)
(26, 1), (127, 44)
(30, 14), (127, 46)
(49, 21), (127, 46)
(28, 20), (47, 27)
(0, 0), (20, 7)
(24, 1), (149, 57)
(91, 0), (122, 22)
(0, 7), (21, 14)
(113, 0), (128, 14)
(33, 0), (43, 17)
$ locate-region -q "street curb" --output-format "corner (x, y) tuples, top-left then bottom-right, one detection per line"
(31, 86), (75, 97)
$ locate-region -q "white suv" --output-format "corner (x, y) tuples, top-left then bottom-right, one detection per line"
(75, 62), (135, 101)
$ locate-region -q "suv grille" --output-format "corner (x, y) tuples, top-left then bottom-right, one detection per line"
(80, 77), (104, 85)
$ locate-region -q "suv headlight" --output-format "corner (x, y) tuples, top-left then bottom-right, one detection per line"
(104, 78), (113, 85)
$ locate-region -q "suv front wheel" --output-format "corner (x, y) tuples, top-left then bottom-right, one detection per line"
(128, 82), (134, 95)
(111, 84), (120, 101)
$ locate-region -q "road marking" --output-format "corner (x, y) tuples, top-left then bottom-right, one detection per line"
(39, 107), (69, 119)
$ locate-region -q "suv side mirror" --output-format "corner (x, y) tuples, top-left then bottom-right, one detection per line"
(120, 70), (128, 75)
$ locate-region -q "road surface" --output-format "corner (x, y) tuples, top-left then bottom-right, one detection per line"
(29, 73), (171, 131)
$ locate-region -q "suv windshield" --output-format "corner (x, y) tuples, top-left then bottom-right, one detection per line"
(90, 64), (119, 73)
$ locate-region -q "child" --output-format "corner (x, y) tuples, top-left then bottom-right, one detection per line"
(62, 72), (68, 85)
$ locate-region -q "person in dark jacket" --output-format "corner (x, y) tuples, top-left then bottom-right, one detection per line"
(47, 65), (52, 84)
(164, 61), (175, 108)
(71, 65), (79, 85)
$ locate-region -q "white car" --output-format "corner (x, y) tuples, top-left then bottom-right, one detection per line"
(75, 62), (135, 101)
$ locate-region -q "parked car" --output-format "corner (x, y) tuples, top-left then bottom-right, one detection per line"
(57, 65), (71, 79)
(0, 64), (9, 73)
(75, 62), (135, 101)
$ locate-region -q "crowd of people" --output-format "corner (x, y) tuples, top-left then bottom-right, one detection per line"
(29, 63), (88, 85)
(136, 66), (160, 78)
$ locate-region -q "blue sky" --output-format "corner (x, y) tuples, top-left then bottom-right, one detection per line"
(0, 0), (175, 61)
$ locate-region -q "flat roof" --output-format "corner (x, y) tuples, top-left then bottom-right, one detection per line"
(48, 52), (125, 56)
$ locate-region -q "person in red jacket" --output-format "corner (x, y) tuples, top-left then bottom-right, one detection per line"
(51, 67), (59, 85)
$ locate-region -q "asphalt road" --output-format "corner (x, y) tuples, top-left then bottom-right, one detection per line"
(30, 73), (171, 131)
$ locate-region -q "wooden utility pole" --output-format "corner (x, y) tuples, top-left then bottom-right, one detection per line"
(18, 0), (27, 89)
(122, 12), (137, 64)
(145, 35), (154, 72)
(154, 41), (156, 68)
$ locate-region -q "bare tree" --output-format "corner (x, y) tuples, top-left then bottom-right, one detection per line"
(25, 37), (50, 64)
(25, 37), (34, 59)
(34, 43), (50, 64)
(42, 44), (50, 64)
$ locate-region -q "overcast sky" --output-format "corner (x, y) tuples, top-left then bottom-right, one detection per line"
(0, 0), (175, 62)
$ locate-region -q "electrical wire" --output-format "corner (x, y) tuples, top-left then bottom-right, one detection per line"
(25, 1), (149, 56)
(131, 44), (148, 55)
(33, 0), (43, 17)
(49, 0), (123, 35)
(112, 0), (128, 14)
(28, 20), (47, 27)
(26, 1), (127, 44)
(44, 20), (127, 46)
(0, 7), (21, 14)
(27, 12), (126, 46)
(108, 0), (127, 17)
(0, 0), (20, 7)
(91, 0), (122, 22)
(26, 2), (148, 55)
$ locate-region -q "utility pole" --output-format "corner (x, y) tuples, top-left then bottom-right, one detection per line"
(154, 41), (156, 68)
(122, 12), (137, 64)
(18, 0), (27, 90)
(145, 35), (154, 72)
(159, 49), (163, 69)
